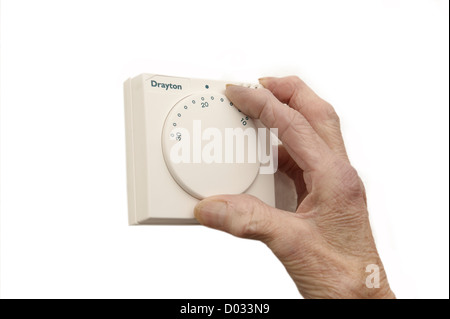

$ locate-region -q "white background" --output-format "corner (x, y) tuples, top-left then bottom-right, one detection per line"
(1, 0), (448, 299)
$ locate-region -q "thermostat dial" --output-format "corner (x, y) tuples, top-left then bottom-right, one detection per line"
(162, 92), (260, 199)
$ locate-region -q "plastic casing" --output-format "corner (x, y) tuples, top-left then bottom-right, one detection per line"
(124, 74), (275, 225)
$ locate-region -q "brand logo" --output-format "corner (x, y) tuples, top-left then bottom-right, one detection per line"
(150, 80), (182, 91)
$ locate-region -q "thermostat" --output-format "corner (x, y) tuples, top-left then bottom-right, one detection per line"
(124, 74), (276, 225)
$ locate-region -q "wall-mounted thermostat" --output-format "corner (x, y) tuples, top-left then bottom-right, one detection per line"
(124, 74), (276, 225)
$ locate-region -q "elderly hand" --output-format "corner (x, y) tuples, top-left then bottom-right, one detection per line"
(194, 76), (395, 299)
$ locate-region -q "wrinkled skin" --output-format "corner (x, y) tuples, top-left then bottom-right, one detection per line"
(194, 76), (395, 299)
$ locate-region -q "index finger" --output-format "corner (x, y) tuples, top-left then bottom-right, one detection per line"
(226, 85), (334, 174)
(260, 76), (349, 160)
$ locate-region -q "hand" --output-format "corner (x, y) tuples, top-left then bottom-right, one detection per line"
(194, 76), (395, 299)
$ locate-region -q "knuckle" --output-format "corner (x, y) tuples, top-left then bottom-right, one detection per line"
(258, 90), (278, 122)
(279, 107), (301, 139)
(287, 76), (307, 98)
(334, 162), (366, 199)
(317, 101), (340, 124)
(240, 218), (260, 239)
(324, 102), (340, 122)
(287, 75), (305, 87)
(235, 196), (271, 239)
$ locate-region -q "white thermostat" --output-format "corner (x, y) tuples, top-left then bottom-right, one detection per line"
(124, 74), (276, 225)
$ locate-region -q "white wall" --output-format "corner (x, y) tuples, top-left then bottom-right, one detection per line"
(1, 0), (448, 299)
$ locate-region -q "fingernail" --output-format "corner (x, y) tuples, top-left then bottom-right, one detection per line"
(194, 200), (227, 228)
(225, 83), (237, 88)
(258, 77), (269, 86)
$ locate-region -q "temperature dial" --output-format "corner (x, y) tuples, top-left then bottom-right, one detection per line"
(162, 92), (260, 199)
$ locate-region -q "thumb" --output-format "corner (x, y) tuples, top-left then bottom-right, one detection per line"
(194, 194), (295, 244)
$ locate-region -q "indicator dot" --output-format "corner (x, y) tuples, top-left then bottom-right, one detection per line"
(205, 85), (209, 89)
(201, 97), (205, 101)
(184, 105), (188, 109)
(170, 133), (174, 137)
(192, 100), (196, 104)
(177, 113), (181, 117)
(173, 123), (176, 126)
(230, 102), (233, 106)
(211, 96), (214, 100)
(220, 98), (224, 102)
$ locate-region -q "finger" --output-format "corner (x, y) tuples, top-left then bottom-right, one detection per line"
(260, 76), (348, 160)
(277, 145), (307, 204)
(278, 144), (302, 178)
(226, 85), (334, 174)
(194, 194), (308, 259)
